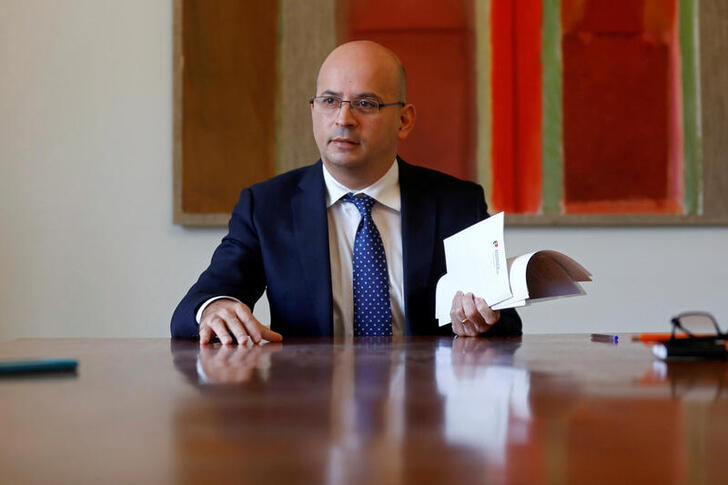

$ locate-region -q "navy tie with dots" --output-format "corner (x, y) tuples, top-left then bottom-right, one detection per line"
(342, 193), (393, 337)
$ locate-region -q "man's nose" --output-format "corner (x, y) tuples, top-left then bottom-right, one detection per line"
(335, 101), (357, 126)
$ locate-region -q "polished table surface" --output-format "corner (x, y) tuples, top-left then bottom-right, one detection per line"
(1, 335), (727, 484)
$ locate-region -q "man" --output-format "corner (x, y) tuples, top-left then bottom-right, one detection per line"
(171, 40), (521, 344)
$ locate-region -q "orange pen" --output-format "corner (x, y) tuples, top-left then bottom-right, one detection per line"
(631, 333), (716, 344)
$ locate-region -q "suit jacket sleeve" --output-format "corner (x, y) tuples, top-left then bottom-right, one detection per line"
(171, 188), (267, 338)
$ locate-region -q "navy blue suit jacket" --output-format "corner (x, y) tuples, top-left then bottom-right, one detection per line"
(171, 158), (521, 338)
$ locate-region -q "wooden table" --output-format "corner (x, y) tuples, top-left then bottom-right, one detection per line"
(1, 336), (727, 484)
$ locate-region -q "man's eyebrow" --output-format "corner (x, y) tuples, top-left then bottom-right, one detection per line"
(318, 90), (383, 100)
(355, 92), (381, 100)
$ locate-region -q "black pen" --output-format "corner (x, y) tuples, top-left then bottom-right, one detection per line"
(652, 340), (728, 360)
(591, 333), (618, 344)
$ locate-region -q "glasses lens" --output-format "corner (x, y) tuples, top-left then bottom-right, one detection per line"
(351, 97), (379, 114)
(314, 96), (340, 112)
(674, 313), (719, 336)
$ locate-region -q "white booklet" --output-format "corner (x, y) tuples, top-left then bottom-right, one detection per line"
(435, 212), (592, 326)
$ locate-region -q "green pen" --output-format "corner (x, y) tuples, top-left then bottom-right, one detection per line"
(0, 359), (78, 375)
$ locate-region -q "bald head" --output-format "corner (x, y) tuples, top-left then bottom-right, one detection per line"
(311, 40), (416, 189)
(316, 40), (407, 102)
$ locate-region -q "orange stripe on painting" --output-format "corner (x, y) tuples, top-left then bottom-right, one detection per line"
(490, 0), (516, 212)
(491, 0), (543, 214)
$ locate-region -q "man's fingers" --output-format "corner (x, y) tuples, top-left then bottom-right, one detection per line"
(451, 291), (484, 337)
(454, 294), (501, 336)
(450, 291), (464, 313)
(209, 317), (233, 345)
(232, 304), (283, 344)
(259, 327), (283, 342)
(200, 300), (283, 346)
(454, 320), (479, 337)
(462, 293), (487, 328)
(463, 321), (479, 337)
(475, 297), (500, 325)
(220, 312), (250, 346)
(233, 305), (264, 344)
(199, 324), (213, 344)
(450, 291), (468, 327)
(451, 309), (467, 326)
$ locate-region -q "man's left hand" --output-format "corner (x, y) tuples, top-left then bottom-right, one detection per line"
(450, 291), (500, 337)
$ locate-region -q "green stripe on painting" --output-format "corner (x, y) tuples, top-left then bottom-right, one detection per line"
(680, 0), (702, 215)
(475, 0), (492, 207)
(541, 0), (563, 214)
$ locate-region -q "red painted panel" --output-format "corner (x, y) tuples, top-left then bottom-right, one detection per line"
(561, 0), (682, 214)
(563, 36), (670, 203)
(490, 0), (543, 214)
(666, 6), (684, 203)
(343, 0), (476, 182)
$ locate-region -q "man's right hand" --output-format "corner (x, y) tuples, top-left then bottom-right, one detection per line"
(199, 299), (283, 345)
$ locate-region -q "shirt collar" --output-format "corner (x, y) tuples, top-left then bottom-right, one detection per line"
(322, 159), (400, 212)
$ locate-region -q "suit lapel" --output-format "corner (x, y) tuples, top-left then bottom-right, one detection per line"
(399, 158), (437, 335)
(291, 161), (333, 336)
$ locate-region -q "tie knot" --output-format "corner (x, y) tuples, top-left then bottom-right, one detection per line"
(342, 193), (376, 217)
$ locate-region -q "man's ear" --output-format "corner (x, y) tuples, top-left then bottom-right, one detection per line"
(397, 103), (416, 141)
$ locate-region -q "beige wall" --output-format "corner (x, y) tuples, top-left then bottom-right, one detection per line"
(1, 0), (727, 339)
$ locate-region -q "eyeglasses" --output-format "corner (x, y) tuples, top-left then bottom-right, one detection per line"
(670, 312), (724, 340)
(653, 312), (728, 360)
(310, 95), (405, 115)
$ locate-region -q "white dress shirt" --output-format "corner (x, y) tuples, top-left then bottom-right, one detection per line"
(197, 160), (405, 337)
